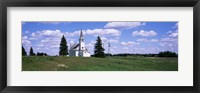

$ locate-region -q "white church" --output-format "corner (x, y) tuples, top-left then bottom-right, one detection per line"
(69, 30), (91, 57)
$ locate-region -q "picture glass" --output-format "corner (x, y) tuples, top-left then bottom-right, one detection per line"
(22, 21), (178, 71)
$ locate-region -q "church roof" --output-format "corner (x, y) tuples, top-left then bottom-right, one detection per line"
(70, 43), (79, 50)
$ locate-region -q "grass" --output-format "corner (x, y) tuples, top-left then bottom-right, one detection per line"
(22, 56), (178, 71)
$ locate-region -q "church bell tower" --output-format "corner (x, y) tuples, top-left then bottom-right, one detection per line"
(79, 30), (85, 56)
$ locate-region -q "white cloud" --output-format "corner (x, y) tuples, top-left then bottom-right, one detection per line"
(65, 31), (80, 37)
(137, 38), (148, 42)
(41, 38), (60, 43)
(31, 30), (63, 37)
(100, 36), (119, 44)
(151, 39), (159, 42)
(22, 36), (28, 39)
(29, 37), (37, 40)
(30, 30), (64, 42)
(159, 42), (175, 47)
(167, 30), (178, 38)
(160, 29), (178, 49)
(137, 38), (158, 42)
(160, 37), (177, 42)
(167, 31), (173, 34)
(120, 41), (140, 46)
(85, 29), (121, 36)
(40, 30), (63, 37)
(65, 29), (121, 37)
(31, 32), (36, 37)
(159, 29), (178, 52)
(101, 37), (107, 41)
(22, 39), (31, 45)
(132, 30), (157, 37)
(22, 35), (31, 47)
(109, 39), (119, 43)
(104, 22), (145, 29)
(22, 40), (31, 47)
(28, 29), (79, 55)
(169, 32), (178, 38)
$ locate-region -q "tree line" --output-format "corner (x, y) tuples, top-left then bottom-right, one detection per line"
(103, 51), (178, 57)
(22, 46), (48, 56)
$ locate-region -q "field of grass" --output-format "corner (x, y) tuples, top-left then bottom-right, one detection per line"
(22, 56), (178, 71)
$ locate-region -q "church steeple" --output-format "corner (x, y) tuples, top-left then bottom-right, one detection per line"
(79, 30), (84, 41)
(79, 30), (85, 57)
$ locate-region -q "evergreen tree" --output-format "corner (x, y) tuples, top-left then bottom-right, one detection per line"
(59, 35), (68, 56)
(22, 46), (27, 56)
(29, 47), (35, 56)
(94, 36), (105, 58)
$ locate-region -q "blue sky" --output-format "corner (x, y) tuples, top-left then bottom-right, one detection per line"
(22, 22), (178, 56)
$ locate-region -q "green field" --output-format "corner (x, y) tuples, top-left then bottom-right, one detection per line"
(22, 56), (178, 71)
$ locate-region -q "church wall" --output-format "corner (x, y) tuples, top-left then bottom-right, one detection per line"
(75, 51), (79, 56)
(83, 51), (91, 57)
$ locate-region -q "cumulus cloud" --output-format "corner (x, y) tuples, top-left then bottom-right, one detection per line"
(132, 30), (157, 37)
(104, 22), (145, 29)
(159, 42), (175, 47)
(137, 38), (158, 42)
(28, 29), (78, 55)
(31, 30), (63, 38)
(22, 35), (31, 47)
(66, 29), (121, 37)
(169, 32), (178, 38)
(85, 29), (121, 36)
(100, 36), (119, 44)
(159, 29), (178, 52)
(150, 39), (159, 42)
(65, 31), (80, 37)
(22, 36), (28, 39)
(167, 30), (178, 38)
(22, 40), (31, 46)
(120, 41), (140, 46)
(109, 39), (119, 43)
(40, 30), (63, 37)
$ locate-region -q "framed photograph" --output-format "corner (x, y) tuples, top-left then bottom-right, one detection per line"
(0, 0), (200, 93)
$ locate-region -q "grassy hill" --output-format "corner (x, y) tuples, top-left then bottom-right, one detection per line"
(22, 56), (178, 71)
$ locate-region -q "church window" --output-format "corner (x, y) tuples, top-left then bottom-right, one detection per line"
(82, 47), (83, 49)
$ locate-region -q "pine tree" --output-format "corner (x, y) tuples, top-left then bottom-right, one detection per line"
(94, 36), (105, 58)
(59, 35), (68, 56)
(22, 46), (27, 56)
(29, 47), (35, 56)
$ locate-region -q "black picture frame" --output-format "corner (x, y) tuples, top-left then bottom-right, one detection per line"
(0, 0), (200, 93)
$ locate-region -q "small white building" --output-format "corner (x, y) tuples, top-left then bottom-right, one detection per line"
(69, 30), (91, 57)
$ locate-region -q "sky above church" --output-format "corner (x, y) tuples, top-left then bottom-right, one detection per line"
(22, 22), (178, 56)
